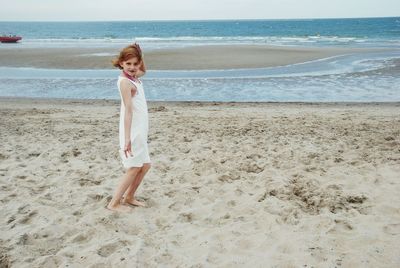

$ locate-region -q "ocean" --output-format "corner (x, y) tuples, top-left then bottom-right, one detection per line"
(1, 17), (399, 102)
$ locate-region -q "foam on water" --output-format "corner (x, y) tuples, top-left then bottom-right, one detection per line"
(2, 36), (399, 49)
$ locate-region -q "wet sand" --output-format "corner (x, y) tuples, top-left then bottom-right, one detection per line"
(0, 45), (381, 70)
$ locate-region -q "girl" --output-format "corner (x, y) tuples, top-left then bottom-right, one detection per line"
(107, 43), (151, 213)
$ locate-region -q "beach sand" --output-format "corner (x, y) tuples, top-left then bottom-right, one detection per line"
(1, 97), (399, 267)
(0, 45), (382, 70)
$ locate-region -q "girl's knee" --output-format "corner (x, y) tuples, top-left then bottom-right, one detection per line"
(142, 163), (151, 171)
(127, 166), (141, 175)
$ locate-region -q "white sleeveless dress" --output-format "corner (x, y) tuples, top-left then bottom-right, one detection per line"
(117, 76), (151, 169)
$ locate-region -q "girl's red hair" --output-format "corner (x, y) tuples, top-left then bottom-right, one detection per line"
(112, 43), (143, 69)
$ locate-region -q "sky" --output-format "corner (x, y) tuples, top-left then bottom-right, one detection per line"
(0, 0), (399, 21)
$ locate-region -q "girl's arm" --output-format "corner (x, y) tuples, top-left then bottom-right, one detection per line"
(136, 58), (146, 78)
(120, 79), (137, 143)
(135, 43), (146, 78)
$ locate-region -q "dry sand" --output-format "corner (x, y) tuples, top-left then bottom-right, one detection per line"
(0, 45), (381, 70)
(0, 97), (399, 267)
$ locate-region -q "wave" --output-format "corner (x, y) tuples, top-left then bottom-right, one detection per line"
(16, 35), (400, 49)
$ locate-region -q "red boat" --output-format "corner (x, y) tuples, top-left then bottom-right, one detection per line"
(0, 35), (22, 43)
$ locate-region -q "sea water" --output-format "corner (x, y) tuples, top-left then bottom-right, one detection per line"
(0, 18), (399, 101)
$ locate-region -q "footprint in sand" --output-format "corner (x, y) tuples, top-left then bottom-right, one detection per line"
(327, 219), (354, 234)
(383, 223), (400, 235)
(239, 162), (264, 173)
(71, 233), (92, 244)
(27, 152), (41, 158)
(16, 233), (30, 245)
(18, 210), (38, 224)
(227, 200), (236, 207)
(97, 241), (128, 257)
(178, 212), (194, 223)
(164, 190), (177, 198)
(80, 179), (102, 187)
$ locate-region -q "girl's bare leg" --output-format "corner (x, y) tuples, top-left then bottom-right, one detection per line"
(122, 163), (151, 207)
(107, 167), (142, 212)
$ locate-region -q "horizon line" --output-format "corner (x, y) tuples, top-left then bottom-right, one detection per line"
(0, 15), (399, 23)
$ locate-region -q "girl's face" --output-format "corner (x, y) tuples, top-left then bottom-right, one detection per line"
(120, 57), (141, 76)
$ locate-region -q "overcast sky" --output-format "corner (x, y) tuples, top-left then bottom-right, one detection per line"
(0, 0), (398, 21)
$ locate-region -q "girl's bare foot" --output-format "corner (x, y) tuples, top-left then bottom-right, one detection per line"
(106, 203), (133, 212)
(122, 197), (146, 207)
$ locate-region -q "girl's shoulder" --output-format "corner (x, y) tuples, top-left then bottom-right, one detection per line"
(119, 75), (142, 85)
(118, 76), (142, 91)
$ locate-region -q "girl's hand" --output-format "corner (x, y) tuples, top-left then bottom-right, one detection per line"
(134, 42), (146, 76)
(124, 139), (133, 158)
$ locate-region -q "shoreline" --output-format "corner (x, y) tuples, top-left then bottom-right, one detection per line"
(1, 96), (400, 106)
(0, 44), (388, 70)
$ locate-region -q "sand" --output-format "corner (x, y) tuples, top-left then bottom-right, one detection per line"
(0, 45), (382, 70)
(0, 97), (399, 267)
